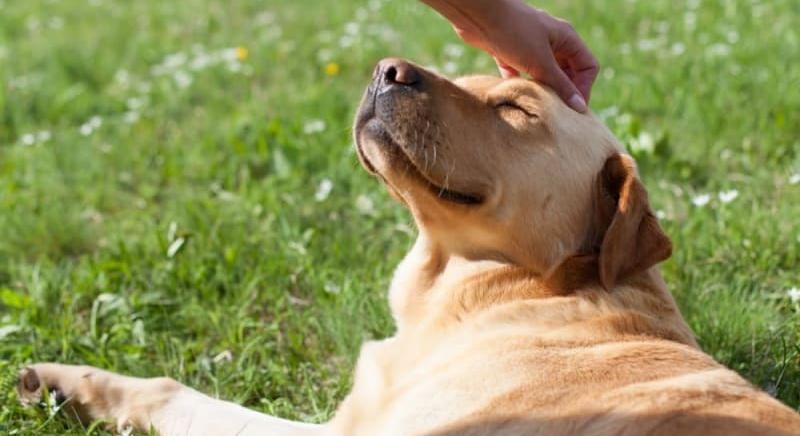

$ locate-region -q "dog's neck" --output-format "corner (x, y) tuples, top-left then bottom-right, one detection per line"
(387, 234), (697, 349)
(388, 234), (599, 331)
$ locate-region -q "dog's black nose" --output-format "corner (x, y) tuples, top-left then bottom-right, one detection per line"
(377, 58), (421, 88)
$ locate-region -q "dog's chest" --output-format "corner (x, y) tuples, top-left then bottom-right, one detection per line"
(329, 327), (547, 435)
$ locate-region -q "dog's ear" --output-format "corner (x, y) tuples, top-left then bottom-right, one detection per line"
(592, 153), (671, 290)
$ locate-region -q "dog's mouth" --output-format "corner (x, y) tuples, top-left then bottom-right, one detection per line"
(355, 118), (484, 206)
(410, 159), (484, 205)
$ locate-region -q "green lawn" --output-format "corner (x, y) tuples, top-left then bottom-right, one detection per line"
(1, 0), (799, 433)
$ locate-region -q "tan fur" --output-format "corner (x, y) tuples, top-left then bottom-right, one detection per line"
(18, 59), (800, 435)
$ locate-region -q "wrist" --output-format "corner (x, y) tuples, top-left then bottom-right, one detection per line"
(423, 0), (519, 40)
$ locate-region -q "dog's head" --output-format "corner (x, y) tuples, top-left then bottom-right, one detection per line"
(354, 58), (670, 290)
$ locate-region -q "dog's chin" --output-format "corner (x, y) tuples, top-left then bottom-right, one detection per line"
(355, 118), (484, 206)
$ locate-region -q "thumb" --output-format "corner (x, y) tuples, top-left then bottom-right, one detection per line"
(539, 63), (587, 113)
(494, 57), (519, 79)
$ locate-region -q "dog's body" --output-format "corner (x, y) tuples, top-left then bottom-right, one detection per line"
(18, 59), (800, 435)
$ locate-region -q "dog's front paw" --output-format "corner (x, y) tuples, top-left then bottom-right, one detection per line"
(17, 362), (181, 433)
(18, 365), (54, 406)
(17, 363), (101, 423)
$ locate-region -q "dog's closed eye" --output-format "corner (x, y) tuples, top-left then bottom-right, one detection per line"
(494, 101), (538, 118)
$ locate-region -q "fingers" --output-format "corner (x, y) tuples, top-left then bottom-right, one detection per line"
(553, 22), (600, 102)
(568, 53), (599, 103)
(554, 27), (600, 103)
(494, 57), (520, 79)
(538, 61), (588, 113)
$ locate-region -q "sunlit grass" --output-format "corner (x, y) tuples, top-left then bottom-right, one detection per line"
(1, 0), (798, 433)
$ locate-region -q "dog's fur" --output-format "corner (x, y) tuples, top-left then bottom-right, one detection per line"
(18, 59), (800, 435)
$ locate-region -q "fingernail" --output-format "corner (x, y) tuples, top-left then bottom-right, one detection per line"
(568, 93), (587, 113)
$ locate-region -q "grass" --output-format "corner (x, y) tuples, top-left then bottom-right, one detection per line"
(0, 0), (798, 433)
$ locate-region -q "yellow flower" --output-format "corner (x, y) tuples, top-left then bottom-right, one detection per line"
(235, 47), (249, 61)
(324, 62), (340, 76)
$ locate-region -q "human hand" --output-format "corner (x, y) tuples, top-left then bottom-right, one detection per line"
(425, 0), (599, 113)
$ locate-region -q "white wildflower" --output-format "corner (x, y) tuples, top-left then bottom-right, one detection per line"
(317, 48), (333, 63)
(718, 190), (739, 203)
(255, 11), (275, 25)
(166, 237), (186, 258)
(20, 133), (36, 146)
(338, 35), (355, 48)
(80, 116), (102, 136)
(0, 325), (22, 340)
(637, 38), (661, 52)
(126, 97), (146, 110)
(355, 194), (375, 215)
(114, 69), (131, 86)
(220, 48), (240, 62)
(656, 210), (667, 220)
(136, 81), (152, 94)
(190, 52), (213, 70)
(212, 350), (233, 364)
(163, 52), (188, 69)
(119, 424), (134, 436)
(684, 12), (697, 31)
(123, 111), (140, 124)
(344, 22), (360, 36)
(226, 62), (242, 73)
(46, 387), (59, 417)
(443, 43), (464, 58)
(630, 131), (655, 154)
(303, 119), (326, 134)
(596, 106), (619, 122)
(324, 282), (342, 294)
(376, 25), (398, 42)
(443, 61), (458, 75)
(670, 42), (686, 56)
(9, 74), (42, 90)
(26, 17), (41, 32)
(315, 178), (333, 202)
(692, 194), (711, 207)
(787, 287), (800, 303)
(173, 70), (192, 88)
(789, 173), (800, 185)
(81, 208), (103, 223)
(706, 43), (732, 58)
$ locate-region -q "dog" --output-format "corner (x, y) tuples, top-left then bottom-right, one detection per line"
(17, 58), (800, 435)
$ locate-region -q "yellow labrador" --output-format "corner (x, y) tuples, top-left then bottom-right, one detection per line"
(18, 59), (800, 435)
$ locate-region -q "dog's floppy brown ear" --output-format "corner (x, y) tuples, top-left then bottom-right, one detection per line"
(593, 153), (671, 290)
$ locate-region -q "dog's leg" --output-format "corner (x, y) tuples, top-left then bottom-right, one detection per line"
(18, 363), (324, 436)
